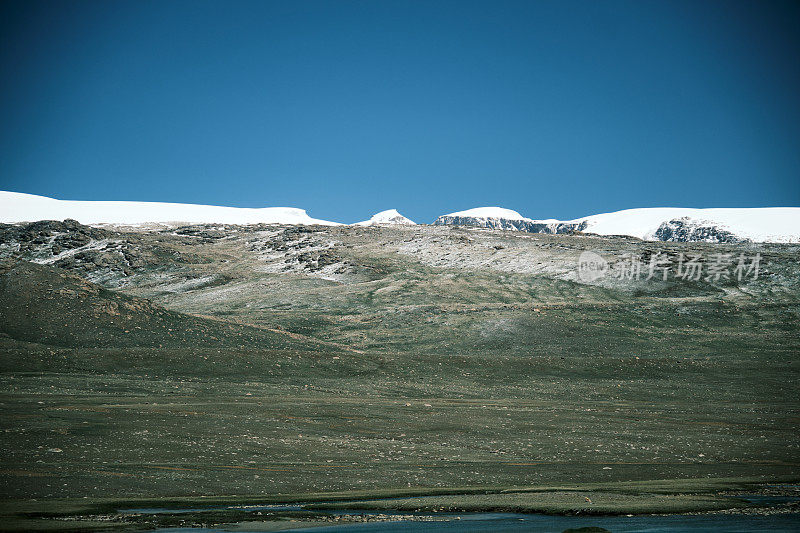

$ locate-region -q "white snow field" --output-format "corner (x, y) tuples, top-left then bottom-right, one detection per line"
(0, 191), (339, 226)
(442, 207), (535, 220)
(354, 209), (416, 226)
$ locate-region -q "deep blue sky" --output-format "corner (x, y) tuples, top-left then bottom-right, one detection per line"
(1, 0), (798, 223)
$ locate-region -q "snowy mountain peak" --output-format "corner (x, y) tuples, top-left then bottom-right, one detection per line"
(355, 209), (416, 226)
(434, 206), (547, 232)
(443, 207), (528, 220)
(0, 191), (339, 226)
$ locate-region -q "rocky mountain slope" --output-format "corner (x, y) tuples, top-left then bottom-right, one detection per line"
(0, 218), (798, 502)
(2, 219), (798, 338)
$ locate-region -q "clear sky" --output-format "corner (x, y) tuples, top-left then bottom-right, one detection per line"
(1, 0), (798, 224)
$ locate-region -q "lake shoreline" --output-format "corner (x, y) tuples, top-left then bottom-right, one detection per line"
(2, 478), (798, 532)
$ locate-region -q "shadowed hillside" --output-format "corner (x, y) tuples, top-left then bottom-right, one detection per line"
(0, 259), (346, 351)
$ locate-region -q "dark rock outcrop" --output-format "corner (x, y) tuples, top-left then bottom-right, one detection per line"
(433, 215), (587, 234)
(653, 217), (745, 243)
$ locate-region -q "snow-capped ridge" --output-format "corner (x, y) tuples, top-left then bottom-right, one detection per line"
(354, 209), (416, 226)
(566, 207), (800, 243)
(443, 207), (529, 220)
(4, 191), (798, 243)
(434, 206), (557, 233)
(0, 191), (339, 226)
(434, 205), (800, 243)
